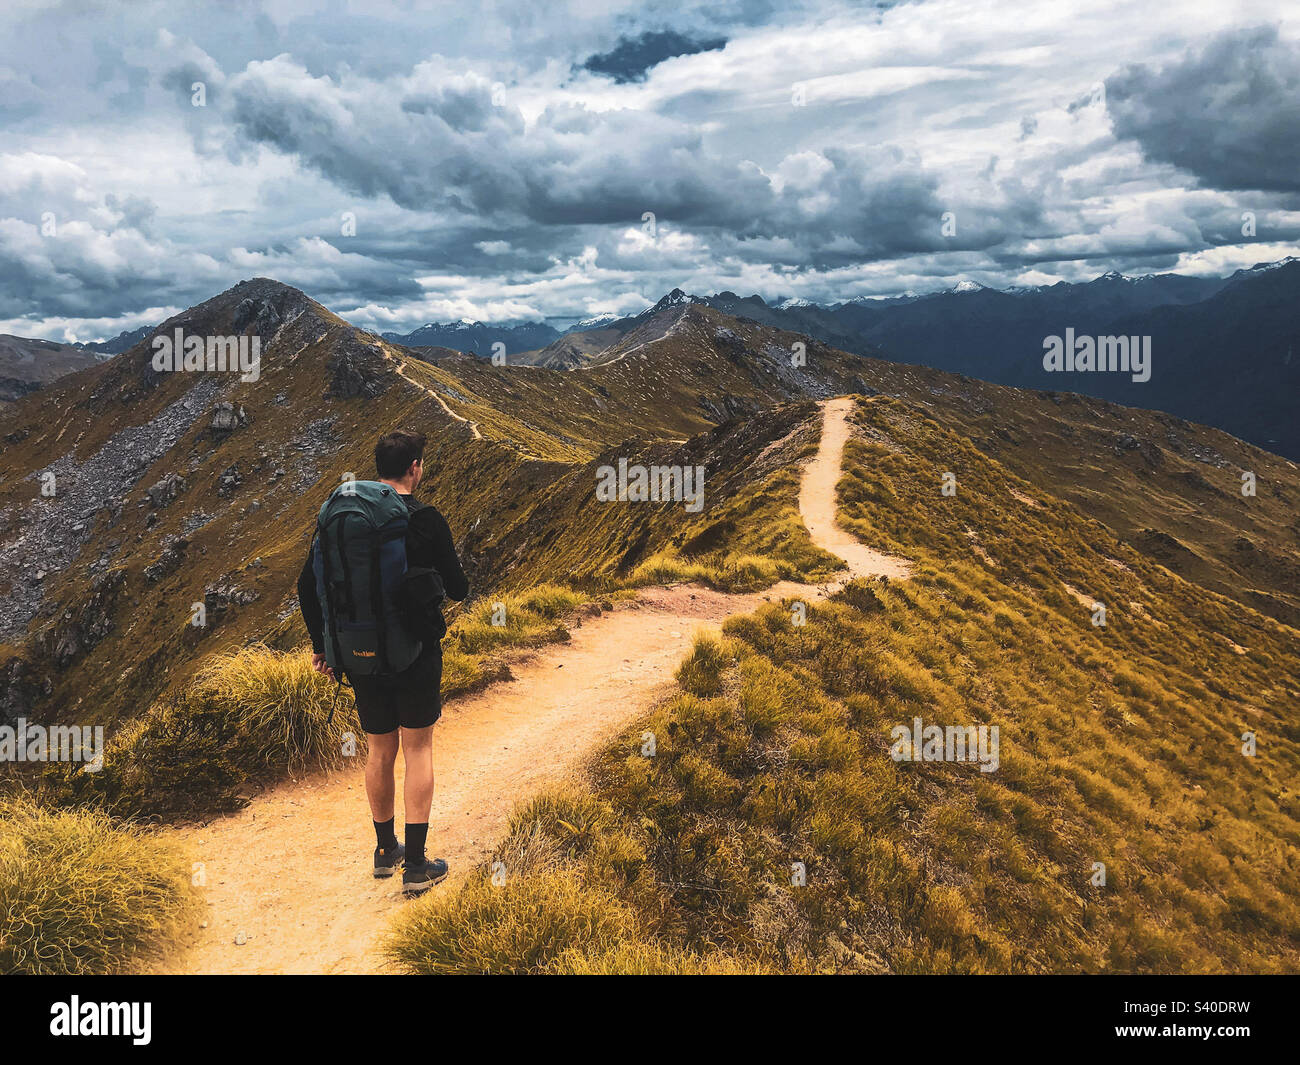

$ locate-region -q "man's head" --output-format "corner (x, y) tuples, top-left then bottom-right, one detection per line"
(375, 429), (427, 492)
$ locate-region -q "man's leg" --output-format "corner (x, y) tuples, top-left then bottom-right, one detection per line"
(353, 676), (406, 877)
(365, 730), (403, 874)
(365, 729), (401, 823)
(400, 723), (435, 870)
(394, 645), (445, 894)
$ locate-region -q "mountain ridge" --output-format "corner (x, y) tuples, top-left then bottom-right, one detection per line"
(2, 276), (1298, 744)
(13, 259), (1296, 460)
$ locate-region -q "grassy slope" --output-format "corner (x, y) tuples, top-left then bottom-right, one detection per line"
(388, 396), (1300, 973)
(3, 281), (1298, 973)
(919, 377), (1300, 628)
(31, 400), (840, 820)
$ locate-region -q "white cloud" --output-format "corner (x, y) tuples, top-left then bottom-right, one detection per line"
(0, 0), (1298, 332)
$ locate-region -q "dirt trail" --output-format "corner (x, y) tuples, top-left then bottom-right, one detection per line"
(390, 358), (484, 441)
(159, 396), (908, 974)
(800, 397), (912, 582)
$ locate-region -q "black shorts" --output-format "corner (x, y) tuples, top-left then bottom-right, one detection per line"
(348, 643), (442, 735)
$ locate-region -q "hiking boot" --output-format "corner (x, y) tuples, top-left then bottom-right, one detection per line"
(373, 843), (405, 879)
(402, 857), (449, 896)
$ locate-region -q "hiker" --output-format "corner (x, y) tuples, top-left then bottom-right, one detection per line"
(296, 429), (468, 896)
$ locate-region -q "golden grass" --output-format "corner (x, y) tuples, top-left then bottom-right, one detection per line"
(384, 786), (772, 974)
(448, 583), (585, 656)
(383, 869), (637, 974)
(0, 795), (198, 974)
(186, 644), (354, 771)
(385, 396), (1300, 975)
(626, 551), (787, 593)
(675, 632), (729, 697)
(544, 940), (769, 974)
(41, 645), (353, 819)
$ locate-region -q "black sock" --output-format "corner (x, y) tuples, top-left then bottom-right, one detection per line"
(374, 817), (398, 851)
(405, 822), (428, 868)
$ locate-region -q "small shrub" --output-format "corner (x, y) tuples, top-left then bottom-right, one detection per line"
(45, 646), (353, 818)
(545, 940), (768, 974)
(383, 870), (635, 974)
(0, 796), (198, 974)
(676, 634), (728, 697)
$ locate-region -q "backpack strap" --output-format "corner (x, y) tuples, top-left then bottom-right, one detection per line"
(332, 513), (355, 619)
(369, 529), (390, 675)
(326, 673), (352, 727)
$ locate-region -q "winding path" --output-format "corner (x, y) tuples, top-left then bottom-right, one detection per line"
(390, 358), (484, 441)
(158, 397), (908, 974)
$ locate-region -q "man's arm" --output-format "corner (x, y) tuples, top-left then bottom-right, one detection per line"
(297, 544), (326, 653)
(412, 506), (469, 601)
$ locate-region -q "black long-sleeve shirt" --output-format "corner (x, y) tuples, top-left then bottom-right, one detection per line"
(297, 493), (468, 653)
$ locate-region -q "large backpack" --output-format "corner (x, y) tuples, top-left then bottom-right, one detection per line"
(312, 481), (423, 678)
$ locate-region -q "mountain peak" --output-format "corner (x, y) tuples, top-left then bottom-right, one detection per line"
(651, 287), (694, 310)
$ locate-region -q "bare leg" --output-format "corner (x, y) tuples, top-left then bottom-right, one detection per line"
(365, 730), (400, 822)
(400, 724), (435, 825)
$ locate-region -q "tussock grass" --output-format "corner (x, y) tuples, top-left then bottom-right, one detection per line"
(448, 583), (585, 656)
(385, 786), (771, 974)
(627, 552), (786, 593)
(185, 645), (352, 771)
(675, 633), (729, 697)
(387, 397), (1300, 975)
(0, 796), (198, 974)
(42, 645), (353, 819)
(439, 645), (492, 697)
(627, 552), (715, 587)
(384, 869), (636, 974)
(545, 941), (769, 975)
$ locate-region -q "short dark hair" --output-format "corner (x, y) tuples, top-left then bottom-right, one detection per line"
(375, 429), (427, 479)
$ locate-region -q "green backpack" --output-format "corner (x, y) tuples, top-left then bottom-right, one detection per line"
(311, 481), (423, 678)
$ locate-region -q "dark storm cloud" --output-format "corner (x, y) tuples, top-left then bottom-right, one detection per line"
(216, 57), (975, 258)
(580, 30), (728, 83)
(221, 60), (745, 225)
(4, 0), (1300, 336)
(1106, 26), (1300, 193)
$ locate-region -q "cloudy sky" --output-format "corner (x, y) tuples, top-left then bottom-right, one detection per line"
(2, 0), (1298, 340)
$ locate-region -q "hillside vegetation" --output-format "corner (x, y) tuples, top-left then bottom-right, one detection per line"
(2, 280), (1297, 974)
(388, 396), (1300, 973)
(2, 281), (1295, 745)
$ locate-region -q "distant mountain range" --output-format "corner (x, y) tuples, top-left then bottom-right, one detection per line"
(380, 320), (563, 358)
(0, 326), (154, 411)
(73, 325), (155, 355)
(379, 259), (1300, 458)
(9, 259), (1297, 458)
(0, 335), (105, 409)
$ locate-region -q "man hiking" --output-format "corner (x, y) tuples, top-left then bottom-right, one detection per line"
(297, 429), (468, 896)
